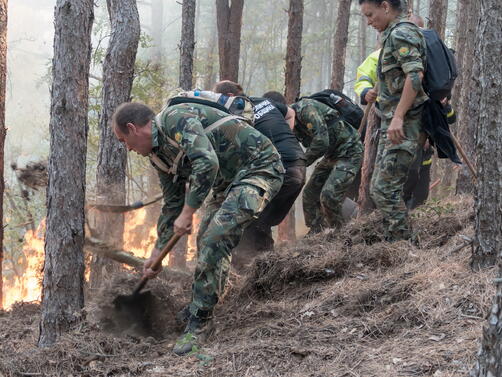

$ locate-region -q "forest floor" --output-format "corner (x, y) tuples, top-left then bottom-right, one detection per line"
(0, 196), (495, 377)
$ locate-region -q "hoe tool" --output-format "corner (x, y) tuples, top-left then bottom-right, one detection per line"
(88, 194), (163, 213)
(112, 233), (182, 334)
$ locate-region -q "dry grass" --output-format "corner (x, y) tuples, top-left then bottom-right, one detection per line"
(0, 197), (495, 377)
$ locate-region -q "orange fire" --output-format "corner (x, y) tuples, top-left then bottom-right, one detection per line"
(123, 207), (199, 263)
(2, 220), (45, 309)
(123, 208), (159, 260)
(2, 208), (197, 309)
(186, 216), (200, 262)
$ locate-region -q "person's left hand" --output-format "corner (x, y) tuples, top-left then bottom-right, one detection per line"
(387, 116), (405, 144)
(174, 211), (193, 235)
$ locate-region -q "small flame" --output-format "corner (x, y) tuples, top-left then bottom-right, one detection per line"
(186, 213), (201, 262)
(123, 208), (158, 260)
(2, 220), (45, 309)
(2, 207), (196, 309)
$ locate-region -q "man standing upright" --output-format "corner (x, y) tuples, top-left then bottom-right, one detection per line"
(112, 101), (283, 355)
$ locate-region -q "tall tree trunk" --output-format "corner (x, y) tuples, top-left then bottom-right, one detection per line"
(279, 0), (304, 242)
(470, 0), (502, 374)
(357, 107), (379, 215)
(216, 0), (244, 82)
(90, 0), (140, 288)
(179, 0), (196, 90)
(427, 0), (448, 39)
(415, 0), (421, 16)
(469, 0), (501, 271)
(203, 6), (218, 90)
(450, 0), (468, 107)
(38, 0), (94, 347)
(455, 0), (480, 195)
(330, 0), (352, 91)
(359, 13), (367, 64)
(407, 0), (414, 14)
(284, 0), (303, 104)
(0, 0), (6, 309)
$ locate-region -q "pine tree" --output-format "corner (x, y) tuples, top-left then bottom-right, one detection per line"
(38, 0), (94, 347)
(90, 0), (140, 288)
(216, 0), (244, 81)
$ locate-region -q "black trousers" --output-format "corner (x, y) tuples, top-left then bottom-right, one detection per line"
(403, 147), (432, 210)
(239, 162), (306, 251)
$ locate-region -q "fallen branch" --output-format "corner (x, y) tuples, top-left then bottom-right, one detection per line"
(85, 237), (145, 268)
(84, 237), (191, 280)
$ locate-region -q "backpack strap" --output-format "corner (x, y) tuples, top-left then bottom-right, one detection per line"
(150, 113), (246, 181)
(150, 113), (185, 181)
(203, 114), (247, 133)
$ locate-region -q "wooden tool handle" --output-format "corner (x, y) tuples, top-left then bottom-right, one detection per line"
(450, 133), (477, 182)
(132, 233), (183, 295)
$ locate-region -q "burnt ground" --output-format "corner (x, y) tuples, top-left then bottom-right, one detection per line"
(0, 197), (495, 377)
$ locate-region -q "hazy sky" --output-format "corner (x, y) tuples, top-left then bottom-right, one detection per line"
(5, 0), (184, 173)
(6, 0), (55, 169)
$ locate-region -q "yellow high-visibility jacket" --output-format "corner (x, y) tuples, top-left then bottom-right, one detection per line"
(354, 49), (380, 105)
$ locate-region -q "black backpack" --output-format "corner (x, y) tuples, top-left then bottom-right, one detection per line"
(422, 99), (461, 163)
(304, 89), (364, 129)
(383, 23), (457, 101)
(421, 29), (458, 100)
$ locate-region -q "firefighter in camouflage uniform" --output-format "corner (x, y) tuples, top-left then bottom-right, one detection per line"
(291, 98), (363, 234)
(112, 102), (284, 355)
(359, 0), (428, 242)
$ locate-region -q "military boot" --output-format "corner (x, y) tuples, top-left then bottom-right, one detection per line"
(175, 305), (191, 326)
(172, 311), (213, 356)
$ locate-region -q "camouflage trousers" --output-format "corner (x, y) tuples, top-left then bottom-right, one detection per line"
(303, 153), (362, 231)
(370, 112), (424, 242)
(189, 175), (283, 318)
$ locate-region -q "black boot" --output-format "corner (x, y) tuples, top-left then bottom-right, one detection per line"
(175, 305), (191, 326)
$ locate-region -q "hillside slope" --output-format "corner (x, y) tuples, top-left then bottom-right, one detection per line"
(0, 198), (495, 377)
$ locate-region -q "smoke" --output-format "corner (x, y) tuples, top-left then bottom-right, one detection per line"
(6, 0), (54, 174)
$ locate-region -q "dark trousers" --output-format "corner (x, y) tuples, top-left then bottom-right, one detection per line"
(238, 163), (306, 251)
(403, 147), (432, 210)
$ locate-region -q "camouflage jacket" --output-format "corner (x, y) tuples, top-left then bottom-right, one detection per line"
(291, 99), (363, 166)
(151, 103), (284, 249)
(378, 17), (428, 122)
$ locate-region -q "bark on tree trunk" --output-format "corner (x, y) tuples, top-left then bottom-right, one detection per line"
(357, 107), (379, 215)
(406, 0), (413, 14)
(455, 0), (480, 195)
(90, 0), (140, 289)
(179, 0), (196, 90)
(279, 0), (304, 242)
(330, 0), (352, 91)
(415, 0), (421, 16)
(203, 12), (218, 90)
(450, 0), (468, 127)
(0, 0), (7, 309)
(427, 0), (448, 40)
(359, 13), (367, 64)
(284, 0), (303, 104)
(469, 0), (501, 272)
(216, 0), (244, 82)
(470, 1), (502, 374)
(38, 0), (94, 347)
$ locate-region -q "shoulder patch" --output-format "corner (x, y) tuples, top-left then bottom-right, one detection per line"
(398, 46), (410, 57)
(175, 132), (182, 143)
(307, 122), (313, 130)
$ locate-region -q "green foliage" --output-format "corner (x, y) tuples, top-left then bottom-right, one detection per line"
(411, 198), (456, 219)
